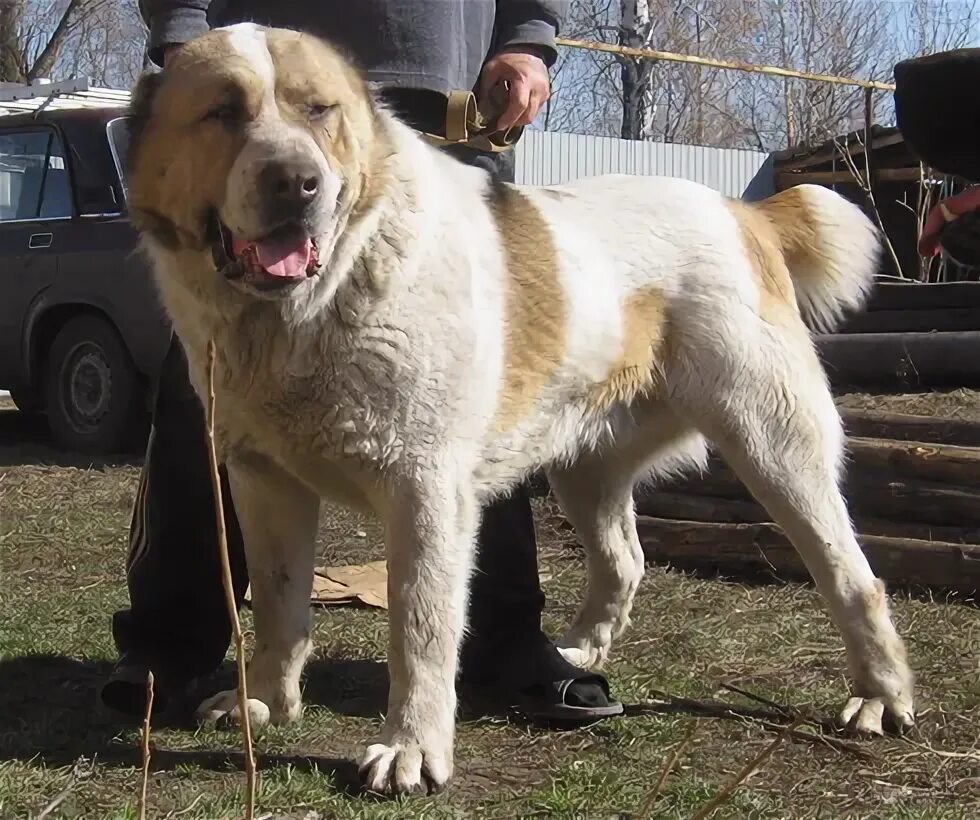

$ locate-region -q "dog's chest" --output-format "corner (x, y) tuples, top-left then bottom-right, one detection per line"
(212, 323), (408, 484)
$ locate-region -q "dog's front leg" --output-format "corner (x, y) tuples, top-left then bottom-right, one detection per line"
(359, 469), (478, 796)
(196, 453), (320, 728)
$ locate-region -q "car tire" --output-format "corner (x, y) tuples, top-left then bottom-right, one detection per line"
(43, 315), (145, 454)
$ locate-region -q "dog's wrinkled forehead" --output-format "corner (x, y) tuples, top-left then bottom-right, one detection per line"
(136, 24), (371, 135)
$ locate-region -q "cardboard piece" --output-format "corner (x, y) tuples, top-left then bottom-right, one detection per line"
(244, 559), (388, 609)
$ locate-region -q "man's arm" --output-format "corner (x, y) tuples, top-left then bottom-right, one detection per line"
(493, 1), (569, 67)
(481, 1), (568, 130)
(138, 0), (212, 66)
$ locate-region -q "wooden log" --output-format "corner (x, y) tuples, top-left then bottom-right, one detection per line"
(839, 408), (980, 448)
(816, 331), (980, 389)
(636, 516), (980, 593)
(664, 436), (980, 494)
(647, 460), (980, 526)
(839, 308), (980, 334)
(633, 490), (980, 543)
(848, 436), (980, 485)
(866, 282), (980, 312)
(848, 478), (980, 527)
(636, 492), (766, 524)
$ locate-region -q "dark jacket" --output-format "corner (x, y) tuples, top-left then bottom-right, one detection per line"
(138, 0), (567, 96)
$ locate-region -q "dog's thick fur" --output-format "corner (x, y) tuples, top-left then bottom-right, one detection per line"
(126, 24), (914, 795)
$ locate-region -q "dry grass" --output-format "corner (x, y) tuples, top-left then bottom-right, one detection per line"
(1, 394), (979, 818)
(835, 388), (980, 422)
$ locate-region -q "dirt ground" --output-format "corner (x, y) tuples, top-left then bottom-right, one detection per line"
(1, 391), (978, 819)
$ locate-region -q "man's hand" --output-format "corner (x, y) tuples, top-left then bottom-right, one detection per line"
(478, 47), (551, 132)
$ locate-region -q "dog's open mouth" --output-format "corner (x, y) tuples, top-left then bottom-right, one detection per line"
(214, 219), (320, 290)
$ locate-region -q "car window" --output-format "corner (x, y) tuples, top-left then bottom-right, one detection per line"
(0, 130), (73, 222)
(106, 117), (130, 198)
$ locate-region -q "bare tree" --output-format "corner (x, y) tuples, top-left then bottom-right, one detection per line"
(0, 0), (145, 87)
(547, 0), (980, 151)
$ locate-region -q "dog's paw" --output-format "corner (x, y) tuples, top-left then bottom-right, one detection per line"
(556, 644), (596, 670)
(556, 630), (610, 671)
(840, 695), (915, 735)
(358, 740), (452, 796)
(195, 689), (272, 728)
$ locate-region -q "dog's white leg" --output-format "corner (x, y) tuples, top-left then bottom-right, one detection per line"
(548, 414), (706, 671)
(196, 453), (320, 728)
(358, 466), (477, 796)
(676, 340), (914, 734)
(548, 458), (644, 671)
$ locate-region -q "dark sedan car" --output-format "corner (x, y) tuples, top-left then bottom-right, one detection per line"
(0, 94), (170, 453)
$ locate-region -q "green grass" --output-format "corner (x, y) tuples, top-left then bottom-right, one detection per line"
(2, 402), (979, 818)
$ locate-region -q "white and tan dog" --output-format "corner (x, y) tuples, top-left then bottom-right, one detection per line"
(126, 23), (914, 796)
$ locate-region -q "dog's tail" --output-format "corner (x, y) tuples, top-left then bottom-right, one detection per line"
(756, 184), (881, 334)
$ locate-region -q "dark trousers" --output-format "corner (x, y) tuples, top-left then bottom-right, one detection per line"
(111, 137), (578, 691)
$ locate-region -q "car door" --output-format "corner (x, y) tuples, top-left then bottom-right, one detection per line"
(0, 127), (73, 391)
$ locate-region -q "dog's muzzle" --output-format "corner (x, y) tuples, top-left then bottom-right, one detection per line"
(209, 212), (321, 292)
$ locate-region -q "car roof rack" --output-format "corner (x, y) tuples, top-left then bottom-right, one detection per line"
(0, 78), (131, 117)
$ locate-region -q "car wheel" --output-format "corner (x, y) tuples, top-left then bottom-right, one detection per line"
(43, 315), (145, 454)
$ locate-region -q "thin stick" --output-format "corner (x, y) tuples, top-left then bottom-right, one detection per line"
(556, 37), (895, 91)
(138, 671), (155, 820)
(720, 683), (792, 717)
(688, 718), (803, 820)
(206, 339), (257, 819)
(637, 721), (698, 819)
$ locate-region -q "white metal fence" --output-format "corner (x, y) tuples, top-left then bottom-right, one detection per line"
(514, 130), (774, 200)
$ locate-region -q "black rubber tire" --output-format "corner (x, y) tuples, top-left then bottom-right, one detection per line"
(43, 315), (145, 454)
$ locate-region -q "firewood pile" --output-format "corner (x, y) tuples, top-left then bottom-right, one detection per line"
(635, 408), (980, 595)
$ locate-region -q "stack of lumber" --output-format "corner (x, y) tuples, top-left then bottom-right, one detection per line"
(635, 408), (980, 595)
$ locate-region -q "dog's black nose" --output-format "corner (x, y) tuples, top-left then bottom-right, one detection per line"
(262, 159), (323, 213)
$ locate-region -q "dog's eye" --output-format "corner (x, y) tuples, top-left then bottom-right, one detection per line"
(202, 103), (242, 125)
(307, 103), (337, 122)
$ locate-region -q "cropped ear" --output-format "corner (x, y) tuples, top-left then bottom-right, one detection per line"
(126, 70), (166, 174)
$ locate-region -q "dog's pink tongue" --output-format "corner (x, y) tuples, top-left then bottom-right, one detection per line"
(232, 234), (312, 278)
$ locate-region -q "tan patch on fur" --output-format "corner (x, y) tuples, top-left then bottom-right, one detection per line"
(756, 187), (826, 275)
(589, 288), (668, 413)
(127, 31), (262, 249)
(488, 185), (566, 431)
(727, 198), (798, 321)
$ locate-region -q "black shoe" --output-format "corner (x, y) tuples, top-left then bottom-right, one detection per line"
(461, 633), (624, 723)
(99, 655), (189, 719)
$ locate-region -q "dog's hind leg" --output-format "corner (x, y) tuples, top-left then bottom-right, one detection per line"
(674, 332), (914, 735)
(549, 409), (706, 670)
(359, 462), (479, 796)
(196, 452), (320, 728)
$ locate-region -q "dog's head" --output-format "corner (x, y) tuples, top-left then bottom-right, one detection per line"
(127, 23), (383, 298)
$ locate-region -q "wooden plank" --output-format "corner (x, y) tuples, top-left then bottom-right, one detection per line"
(636, 516), (980, 593)
(778, 167), (921, 186)
(634, 489), (980, 543)
(777, 132), (905, 172)
(840, 408), (980, 447)
(816, 331), (980, 389)
(848, 436), (980, 485)
(865, 282), (980, 312)
(649, 450), (980, 527)
(839, 308), (980, 334)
